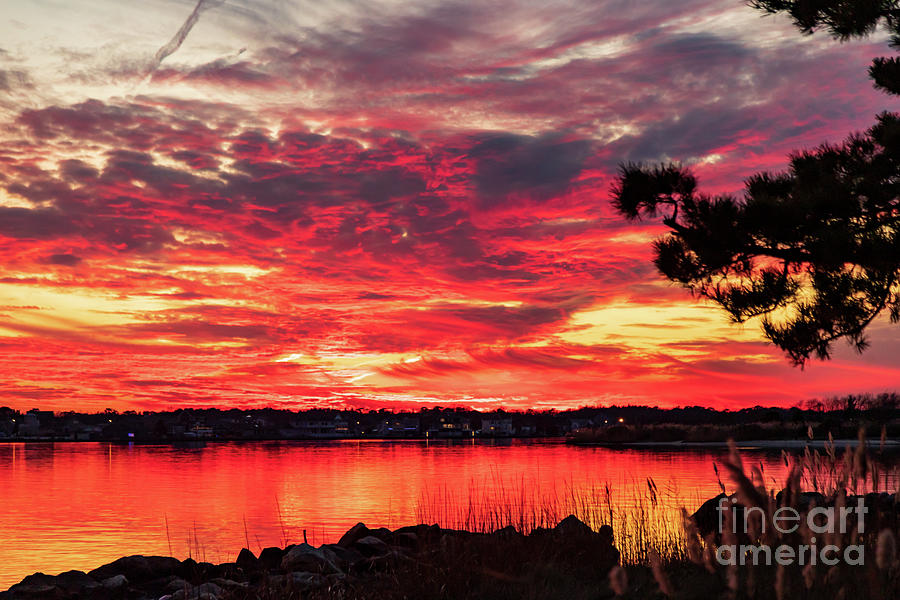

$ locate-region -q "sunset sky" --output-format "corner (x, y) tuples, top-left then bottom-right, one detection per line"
(1, 0), (898, 412)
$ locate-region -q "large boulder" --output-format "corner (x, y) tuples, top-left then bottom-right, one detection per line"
(320, 544), (365, 570)
(55, 571), (100, 594)
(280, 544), (341, 574)
(88, 555), (181, 583)
(538, 516), (620, 575)
(354, 550), (412, 574)
(5, 574), (66, 600)
(209, 578), (249, 594)
(100, 574), (128, 590)
(353, 535), (390, 557)
(287, 571), (328, 592)
(489, 525), (524, 540)
(554, 515), (595, 537)
(171, 581), (223, 600)
(3, 570), (103, 600)
(257, 547), (286, 570)
(337, 523), (371, 548)
(161, 576), (189, 594)
(390, 531), (419, 549)
(392, 523), (442, 545)
(691, 493), (745, 538)
(235, 548), (258, 572)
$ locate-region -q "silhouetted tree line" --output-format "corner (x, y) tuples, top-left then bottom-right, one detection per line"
(1, 393), (897, 441)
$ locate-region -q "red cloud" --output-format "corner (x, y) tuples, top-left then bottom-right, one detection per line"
(1, 0), (897, 411)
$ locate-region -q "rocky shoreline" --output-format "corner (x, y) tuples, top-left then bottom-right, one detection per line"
(1, 516), (620, 600)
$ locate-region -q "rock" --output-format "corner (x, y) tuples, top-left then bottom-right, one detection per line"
(186, 581), (225, 600)
(235, 548), (257, 571)
(353, 535), (390, 557)
(198, 561), (218, 579)
(490, 525), (522, 539)
(392, 523), (442, 545)
(160, 576), (190, 593)
(210, 578), (248, 593)
(390, 531), (419, 549)
(369, 527), (393, 541)
(320, 544), (365, 570)
(178, 557), (199, 579)
(529, 526), (551, 538)
(7, 570), (101, 599)
(172, 591), (218, 600)
(597, 524), (615, 546)
(214, 562), (240, 580)
(171, 581), (223, 600)
(101, 574), (128, 589)
(338, 522), (371, 547)
(89, 555), (182, 583)
(287, 571), (327, 591)
(177, 558), (221, 583)
(554, 515), (595, 537)
(57, 570), (100, 592)
(539, 516), (620, 575)
(354, 550), (412, 573)
(6, 574), (65, 600)
(257, 546), (286, 570)
(691, 493), (739, 538)
(280, 544), (341, 574)
(774, 489), (826, 509)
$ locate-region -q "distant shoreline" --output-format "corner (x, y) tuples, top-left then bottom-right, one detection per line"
(567, 438), (900, 450)
(0, 434), (546, 444)
(3, 437), (897, 452)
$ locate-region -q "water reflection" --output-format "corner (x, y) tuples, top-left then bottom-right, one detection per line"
(0, 440), (895, 587)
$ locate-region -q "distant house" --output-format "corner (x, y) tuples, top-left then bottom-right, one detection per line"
(294, 416), (352, 438)
(377, 417), (420, 437)
(187, 424), (215, 439)
(68, 421), (103, 441)
(480, 418), (514, 436)
(568, 418), (594, 432)
(0, 408), (15, 438)
(431, 416), (473, 438)
(518, 424), (537, 436)
(18, 410), (44, 437)
(334, 416), (350, 435)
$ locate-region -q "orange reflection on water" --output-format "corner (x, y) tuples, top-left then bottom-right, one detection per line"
(0, 440), (895, 587)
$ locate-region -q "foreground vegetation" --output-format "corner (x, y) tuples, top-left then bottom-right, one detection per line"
(323, 433), (899, 599)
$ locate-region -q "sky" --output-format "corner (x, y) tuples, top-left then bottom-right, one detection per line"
(0, 0), (898, 412)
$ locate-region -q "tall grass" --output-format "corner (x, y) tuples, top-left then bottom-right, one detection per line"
(414, 437), (899, 575)
(415, 471), (694, 565)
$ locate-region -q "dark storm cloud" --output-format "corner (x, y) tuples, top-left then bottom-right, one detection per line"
(466, 132), (593, 207)
(45, 253), (82, 266)
(0, 207), (78, 239)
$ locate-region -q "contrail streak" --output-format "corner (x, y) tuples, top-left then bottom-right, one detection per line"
(148, 0), (223, 74)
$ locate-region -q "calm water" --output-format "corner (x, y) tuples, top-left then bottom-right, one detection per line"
(1, 439), (896, 587)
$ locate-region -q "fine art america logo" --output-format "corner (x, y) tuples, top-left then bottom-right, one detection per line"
(715, 496), (868, 566)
